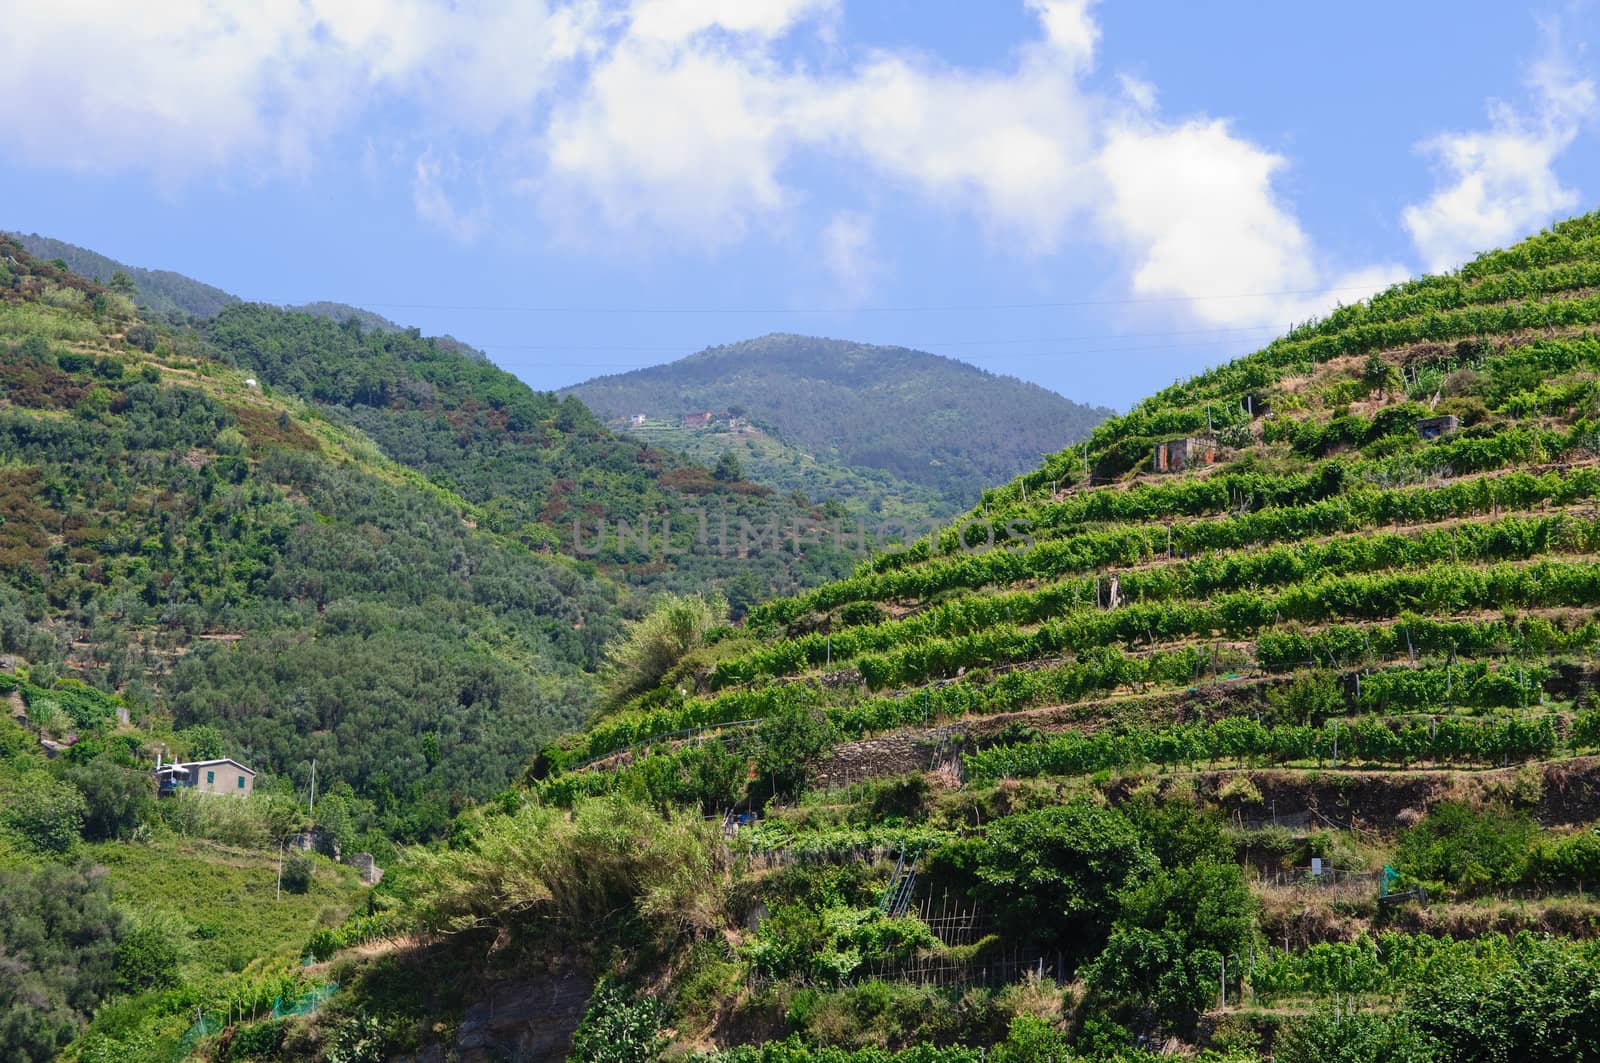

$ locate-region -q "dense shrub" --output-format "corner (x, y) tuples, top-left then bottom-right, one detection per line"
(281, 852), (314, 894)
(3, 772), (88, 854)
(569, 980), (668, 1063)
(124, 323), (158, 352)
(0, 862), (122, 1063)
(66, 761), (153, 841)
(1395, 802), (1535, 893)
(114, 921), (182, 992)
(1274, 1011), (1436, 1063)
(940, 800), (1154, 957)
(1088, 860), (1256, 1029)
(225, 1019), (287, 1061)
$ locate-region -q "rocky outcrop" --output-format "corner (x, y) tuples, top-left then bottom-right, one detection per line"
(449, 971), (593, 1063)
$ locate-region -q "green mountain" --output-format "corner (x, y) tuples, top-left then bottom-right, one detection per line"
(201, 304), (859, 612)
(611, 415), (953, 526)
(563, 333), (1113, 509)
(327, 212), (1600, 1061)
(0, 236), (867, 1062)
(11, 231), (240, 319)
(9, 234), (490, 359)
(0, 235), (618, 834)
(0, 236), (861, 822)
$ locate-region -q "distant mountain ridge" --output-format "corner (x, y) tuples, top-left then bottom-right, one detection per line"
(12, 231), (240, 318)
(10, 232), (490, 358)
(563, 333), (1113, 507)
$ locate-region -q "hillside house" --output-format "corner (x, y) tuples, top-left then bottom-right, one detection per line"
(155, 756), (256, 797)
(629, 413), (647, 426)
(684, 411), (713, 427)
(1151, 436), (1218, 473)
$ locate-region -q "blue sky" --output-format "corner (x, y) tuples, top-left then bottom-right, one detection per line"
(3, 1), (1596, 410)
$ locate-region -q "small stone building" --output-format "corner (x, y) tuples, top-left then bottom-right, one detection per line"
(1152, 436), (1218, 473)
(345, 852), (384, 885)
(1416, 415), (1460, 440)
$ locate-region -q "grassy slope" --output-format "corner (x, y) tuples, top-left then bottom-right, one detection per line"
(92, 839), (363, 982)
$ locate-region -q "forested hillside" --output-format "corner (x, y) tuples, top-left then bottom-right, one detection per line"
(203, 305), (858, 610)
(611, 415), (953, 528)
(307, 211), (1600, 1062)
(0, 235), (624, 841)
(0, 234), (872, 832)
(10, 232), (490, 354)
(12, 232), (240, 319)
(564, 333), (1113, 508)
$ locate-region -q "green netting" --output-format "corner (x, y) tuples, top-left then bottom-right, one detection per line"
(273, 982), (338, 1019)
(170, 983), (338, 1059)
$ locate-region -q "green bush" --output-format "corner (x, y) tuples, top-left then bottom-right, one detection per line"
(177, 724), (226, 761)
(1396, 801), (1534, 893)
(943, 800), (1154, 958)
(325, 1013), (389, 1063)
(3, 773), (88, 854)
(66, 761), (154, 841)
(282, 852), (314, 894)
(225, 1019), (287, 1061)
(569, 980), (667, 1063)
(0, 862), (122, 1063)
(1274, 1011), (1436, 1063)
(124, 323), (158, 353)
(1087, 860), (1256, 1030)
(755, 703), (837, 800)
(1527, 829), (1600, 890)
(1399, 934), (1600, 1060)
(114, 922), (182, 992)
(743, 905), (937, 984)
(990, 1014), (1069, 1063)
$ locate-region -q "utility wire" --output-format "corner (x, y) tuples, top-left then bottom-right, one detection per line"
(523, 336), (1276, 370)
(314, 284), (1380, 316)
(467, 323), (1279, 353)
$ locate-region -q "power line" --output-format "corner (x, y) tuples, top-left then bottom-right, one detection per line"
(528, 336), (1276, 371)
(471, 323), (1278, 353)
(314, 284), (1379, 317)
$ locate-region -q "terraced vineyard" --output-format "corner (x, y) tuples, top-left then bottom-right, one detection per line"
(540, 212), (1600, 771)
(328, 214), (1600, 1061)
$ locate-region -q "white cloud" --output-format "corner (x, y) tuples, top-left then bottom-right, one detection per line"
(0, 0), (1398, 334)
(540, 33), (807, 243)
(813, 51), (1098, 254)
(1116, 73), (1158, 113)
(1096, 118), (1406, 328)
(0, 0), (599, 177)
(1025, 0), (1100, 72)
(534, 0), (1090, 254)
(627, 0), (837, 44)
(1402, 29), (1595, 273)
(820, 211), (881, 296)
(413, 150), (489, 242)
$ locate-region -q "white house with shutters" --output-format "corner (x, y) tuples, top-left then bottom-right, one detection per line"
(154, 757), (256, 798)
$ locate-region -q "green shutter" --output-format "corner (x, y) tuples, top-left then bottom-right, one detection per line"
(206, 770), (215, 784)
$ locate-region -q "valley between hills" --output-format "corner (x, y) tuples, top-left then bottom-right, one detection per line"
(11, 214), (1600, 1062)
